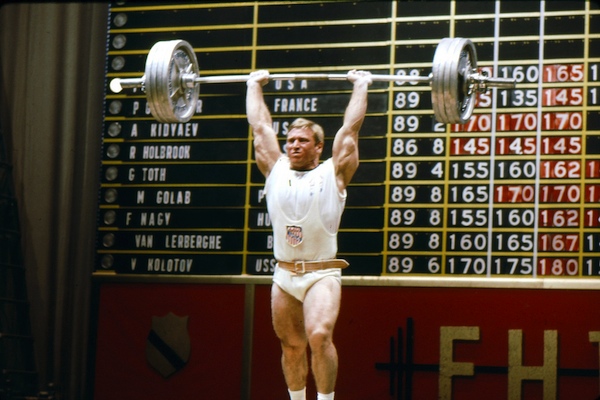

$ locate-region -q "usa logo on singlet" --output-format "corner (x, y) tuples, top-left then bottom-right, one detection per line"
(286, 225), (303, 247)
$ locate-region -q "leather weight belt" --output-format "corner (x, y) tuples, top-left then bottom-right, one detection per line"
(277, 259), (349, 275)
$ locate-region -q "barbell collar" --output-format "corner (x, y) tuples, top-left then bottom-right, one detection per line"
(470, 72), (517, 91)
(488, 78), (517, 88)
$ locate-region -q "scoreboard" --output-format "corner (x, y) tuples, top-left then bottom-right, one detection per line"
(96, 0), (600, 285)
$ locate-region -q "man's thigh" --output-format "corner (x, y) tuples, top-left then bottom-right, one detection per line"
(303, 276), (341, 333)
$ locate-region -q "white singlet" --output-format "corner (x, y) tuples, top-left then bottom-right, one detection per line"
(264, 156), (346, 262)
(264, 156), (346, 301)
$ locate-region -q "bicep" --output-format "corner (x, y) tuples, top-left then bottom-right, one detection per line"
(253, 124), (282, 176)
(332, 126), (359, 190)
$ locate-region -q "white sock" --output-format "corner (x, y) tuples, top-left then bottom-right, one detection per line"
(317, 392), (334, 400)
(288, 387), (306, 400)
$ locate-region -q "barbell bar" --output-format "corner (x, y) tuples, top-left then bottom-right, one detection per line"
(205, 72), (433, 84)
(109, 38), (516, 124)
(110, 72), (431, 91)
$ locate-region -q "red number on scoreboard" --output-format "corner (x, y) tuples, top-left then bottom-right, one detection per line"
(454, 113), (583, 132)
(496, 185), (581, 203)
(585, 185), (600, 202)
(494, 185), (536, 203)
(543, 64), (585, 82)
(586, 160), (600, 178)
(539, 209), (579, 227)
(585, 209), (600, 227)
(542, 88), (584, 106)
(450, 137), (490, 155)
(539, 160), (581, 178)
(538, 233), (579, 251)
(538, 258), (579, 276)
(495, 137), (536, 155)
(539, 185), (581, 202)
(540, 136), (582, 154)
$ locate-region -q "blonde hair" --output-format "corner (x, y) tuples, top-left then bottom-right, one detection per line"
(289, 118), (324, 144)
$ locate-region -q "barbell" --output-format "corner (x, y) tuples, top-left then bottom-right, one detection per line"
(109, 38), (516, 124)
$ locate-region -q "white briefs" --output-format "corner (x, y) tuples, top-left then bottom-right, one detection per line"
(273, 265), (341, 302)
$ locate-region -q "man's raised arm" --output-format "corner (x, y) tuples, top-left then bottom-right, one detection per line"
(246, 70), (282, 177)
(332, 70), (372, 191)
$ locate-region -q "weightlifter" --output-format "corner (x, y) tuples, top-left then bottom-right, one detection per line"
(246, 69), (372, 400)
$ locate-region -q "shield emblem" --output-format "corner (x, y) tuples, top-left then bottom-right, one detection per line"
(286, 225), (303, 247)
(146, 312), (191, 378)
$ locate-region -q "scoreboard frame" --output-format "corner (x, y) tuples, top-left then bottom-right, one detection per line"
(96, 0), (600, 289)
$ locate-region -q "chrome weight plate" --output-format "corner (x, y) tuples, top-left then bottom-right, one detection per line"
(145, 40), (200, 123)
(146, 41), (170, 122)
(431, 38), (452, 124)
(431, 38), (478, 124)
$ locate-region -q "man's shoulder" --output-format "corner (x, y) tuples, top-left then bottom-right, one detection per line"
(267, 156), (289, 177)
(320, 158), (334, 170)
(274, 155), (290, 168)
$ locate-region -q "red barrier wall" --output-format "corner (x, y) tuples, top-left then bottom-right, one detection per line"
(93, 283), (246, 399)
(94, 283), (600, 399)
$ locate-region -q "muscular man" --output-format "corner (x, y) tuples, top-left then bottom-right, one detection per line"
(246, 69), (371, 400)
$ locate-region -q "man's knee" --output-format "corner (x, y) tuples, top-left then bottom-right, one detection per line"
(307, 327), (334, 352)
(281, 340), (308, 362)
(280, 333), (308, 352)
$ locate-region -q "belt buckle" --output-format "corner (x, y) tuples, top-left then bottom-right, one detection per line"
(293, 260), (306, 275)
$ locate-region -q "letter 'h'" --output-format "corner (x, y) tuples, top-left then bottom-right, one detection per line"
(508, 330), (557, 400)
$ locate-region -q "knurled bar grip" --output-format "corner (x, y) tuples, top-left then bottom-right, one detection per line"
(195, 73), (433, 84)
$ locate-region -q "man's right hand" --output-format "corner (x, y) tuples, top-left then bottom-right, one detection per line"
(347, 69), (372, 86)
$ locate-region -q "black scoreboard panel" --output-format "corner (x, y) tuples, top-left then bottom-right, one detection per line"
(96, 1), (600, 283)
